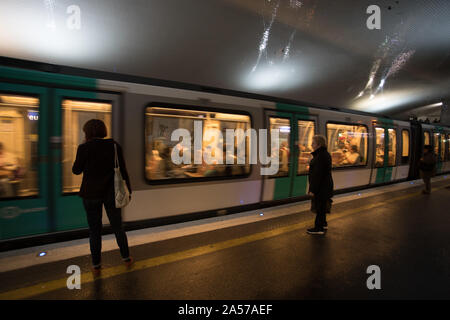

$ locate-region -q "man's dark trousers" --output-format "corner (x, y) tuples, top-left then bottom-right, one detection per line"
(314, 197), (328, 229)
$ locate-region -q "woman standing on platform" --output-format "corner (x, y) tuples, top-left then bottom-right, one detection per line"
(307, 135), (334, 235)
(72, 119), (133, 275)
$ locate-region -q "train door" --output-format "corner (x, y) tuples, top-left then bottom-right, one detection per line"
(52, 89), (120, 231)
(0, 83), (50, 240)
(291, 115), (316, 197)
(446, 133), (450, 172)
(262, 111), (293, 200)
(396, 128), (411, 180)
(423, 130), (431, 148)
(372, 125), (398, 183)
(433, 130), (445, 174)
(262, 110), (315, 201)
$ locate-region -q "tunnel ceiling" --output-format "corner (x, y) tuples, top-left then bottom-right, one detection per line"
(1, 0), (449, 116)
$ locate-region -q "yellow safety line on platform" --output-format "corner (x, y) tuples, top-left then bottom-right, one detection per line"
(0, 185), (448, 300)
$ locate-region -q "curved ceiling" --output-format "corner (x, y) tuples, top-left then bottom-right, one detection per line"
(0, 0), (449, 116)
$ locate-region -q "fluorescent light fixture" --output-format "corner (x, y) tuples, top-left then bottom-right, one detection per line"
(352, 89), (423, 113)
(419, 102), (443, 109)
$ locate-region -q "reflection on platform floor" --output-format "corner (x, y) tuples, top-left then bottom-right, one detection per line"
(1, 179), (450, 299)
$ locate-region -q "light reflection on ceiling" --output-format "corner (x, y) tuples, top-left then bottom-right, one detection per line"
(0, 0), (449, 117)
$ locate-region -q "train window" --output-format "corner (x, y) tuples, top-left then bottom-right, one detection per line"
(440, 134), (445, 161)
(326, 123), (368, 168)
(401, 130), (410, 165)
(387, 129), (397, 166)
(62, 99), (112, 193)
(375, 127), (385, 168)
(269, 117), (290, 177)
(0, 94), (39, 199)
(145, 107), (251, 181)
(424, 131), (430, 146)
(297, 120), (314, 175)
(433, 133), (439, 158)
(447, 134), (450, 161)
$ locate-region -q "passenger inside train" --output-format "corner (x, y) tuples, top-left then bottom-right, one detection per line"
(327, 123), (367, 167)
(144, 107), (251, 181)
(342, 145), (361, 165)
(0, 94), (41, 198)
(0, 142), (20, 198)
(279, 141), (290, 174)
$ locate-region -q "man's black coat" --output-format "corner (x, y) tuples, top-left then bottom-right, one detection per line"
(308, 146), (334, 200)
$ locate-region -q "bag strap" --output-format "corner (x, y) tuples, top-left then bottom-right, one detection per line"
(114, 143), (120, 169)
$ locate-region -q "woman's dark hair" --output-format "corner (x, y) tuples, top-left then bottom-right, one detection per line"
(83, 119), (107, 141)
(423, 145), (432, 152)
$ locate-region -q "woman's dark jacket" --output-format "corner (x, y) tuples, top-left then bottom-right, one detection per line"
(308, 146), (334, 200)
(419, 152), (436, 172)
(72, 138), (132, 199)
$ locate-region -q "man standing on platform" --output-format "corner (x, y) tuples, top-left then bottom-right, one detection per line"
(307, 135), (334, 235)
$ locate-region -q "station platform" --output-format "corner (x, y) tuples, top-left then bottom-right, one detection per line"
(1, 175), (450, 300)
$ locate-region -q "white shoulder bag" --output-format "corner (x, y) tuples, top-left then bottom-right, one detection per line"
(114, 143), (131, 208)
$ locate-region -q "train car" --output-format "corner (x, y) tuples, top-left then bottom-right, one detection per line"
(408, 121), (450, 179)
(1, 63), (449, 249)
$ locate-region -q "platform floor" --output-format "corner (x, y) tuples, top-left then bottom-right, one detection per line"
(1, 176), (450, 300)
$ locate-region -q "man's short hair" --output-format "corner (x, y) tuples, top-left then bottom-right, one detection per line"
(83, 119), (107, 141)
(313, 135), (327, 148)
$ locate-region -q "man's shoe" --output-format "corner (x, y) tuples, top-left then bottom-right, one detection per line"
(323, 222), (328, 230)
(123, 257), (134, 268)
(422, 190), (430, 195)
(307, 227), (325, 235)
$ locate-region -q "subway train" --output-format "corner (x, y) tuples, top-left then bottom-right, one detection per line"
(0, 62), (449, 249)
